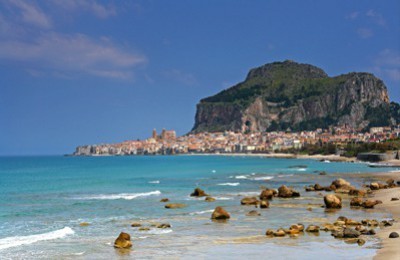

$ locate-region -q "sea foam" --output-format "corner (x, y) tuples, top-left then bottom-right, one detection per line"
(79, 190), (161, 200)
(0, 227), (74, 250)
(148, 180), (160, 184)
(217, 182), (240, 186)
(189, 209), (214, 215)
(251, 176), (274, 181)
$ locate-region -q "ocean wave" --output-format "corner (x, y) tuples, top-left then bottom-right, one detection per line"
(217, 182), (240, 186)
(214, 197), (233, 200)
(189, 209), (214, 215)
(140, 229), (173, 235)
(233, 175), (249, 179)
(148, 180), (160, 184)
(236, 191), (259, 196)
(251, 176), (274, 181)
(0, 227), (74, 250)
(277, 174), (294, 177)
(78, 190), (161, 200)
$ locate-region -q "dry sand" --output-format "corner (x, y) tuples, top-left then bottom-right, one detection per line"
(373, 174), (400, 260)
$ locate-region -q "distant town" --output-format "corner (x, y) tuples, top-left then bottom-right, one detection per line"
(73, 125), (400, 158)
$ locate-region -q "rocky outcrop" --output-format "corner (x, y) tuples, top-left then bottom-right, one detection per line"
(190, 188), (208, 197)
(192, 60), (398, 133)
(324, 194), (342, 209)
(211, 206), (230, 220)
(114, 232), (132, 249)
(278, 185), (300, 198)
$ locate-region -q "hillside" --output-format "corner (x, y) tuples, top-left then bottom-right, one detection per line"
(192, 60), (399, 133)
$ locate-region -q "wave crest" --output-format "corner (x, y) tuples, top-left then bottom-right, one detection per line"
(0, 227), (74, 250)
(78, 190), (161, 200)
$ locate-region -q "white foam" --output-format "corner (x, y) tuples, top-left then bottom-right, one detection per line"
(79, 190), (161, 200)
(389, 170), (400, 173)
(212, 170), (216, 173)
(236, 191), (259, 196)
(217, 182), (240, 186)
(140, 229), (173, 235)
(234, 175), (249, 179)
(214, 197), (233, 200)
(251, 176), (274, 181)
(189, 209), (214, 215)
(0, 227), (74, 250)
(296, 168), (307, 172)
(277, 174), (294, 177)
(148, 180), (160, 184)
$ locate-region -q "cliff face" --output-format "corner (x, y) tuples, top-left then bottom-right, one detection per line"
(192, 60), (396, 133)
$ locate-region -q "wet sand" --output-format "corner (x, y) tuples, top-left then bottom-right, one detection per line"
(373, 184), (400, 260)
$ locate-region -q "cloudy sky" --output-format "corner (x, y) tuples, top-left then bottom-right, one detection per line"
(1, 0), (399, 155)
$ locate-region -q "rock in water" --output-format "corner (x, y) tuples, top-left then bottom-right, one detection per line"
(205, 196), (216, 202)
(350, 197), (363, 207)
(389, 232), (399, 238)
(324, 194), (342, 208)
(160, 198), (169, 202)
(211, 206), (230, 220)
(240, 197), (259, 205)
(278, 185), (300, 198)
(260, 200), (269, 208)
(165, 203), (186, 209)
(190, 188), (208, 197)
(260, 189), (275, 200)
(114, 232), (133, 249)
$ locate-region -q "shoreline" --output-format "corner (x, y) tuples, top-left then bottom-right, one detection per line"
(372, 172), (400, 260)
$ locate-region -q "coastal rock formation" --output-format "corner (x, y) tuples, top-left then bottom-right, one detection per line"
(165, 203), (187, 209)
(114, 232), (133, 249)
(211, 206), (230, 220)
(259, 189), (276, 200)
(240, 197), (259, 205)
(190, 188), (208, 197)
(205, 196), (216, 202)
(191, 60), (399, 133)
(260, 200), (269, 208)
(278, 185), (300, 198)
(324, 194), (342, 208)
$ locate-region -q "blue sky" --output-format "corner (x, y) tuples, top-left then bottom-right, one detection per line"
(0, 0), (399, 155)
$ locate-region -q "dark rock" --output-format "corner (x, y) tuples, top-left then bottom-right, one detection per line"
(306, 225), (320, 232)
(350, 197), (363, 207)
(160, 198), (169, 202)
(205, 196), (216, 202)
(240, 197), (259, 205)
(324, 194), (342, 208)
(156, 223), (171, 229)
(260, 189), (275, 200)
(211, 206), (230, 220)
(343, 228), (361, 238)
(114, 232), (132, 249)
(391, 197), (399, 201)
(190, 188), (208, 197)
(130, 223), (142, 227)
(278, 185), (300, 198)
(362, 199), (382, 209)
(165, 203), (186, 209)
(260, 200), (269, 208)
(389, 232), (399, 238)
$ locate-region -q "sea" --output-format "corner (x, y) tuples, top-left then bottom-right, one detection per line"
(0, 155), (398, 259)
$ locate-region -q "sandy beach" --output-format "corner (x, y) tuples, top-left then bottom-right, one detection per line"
(373, 172), (400, 260)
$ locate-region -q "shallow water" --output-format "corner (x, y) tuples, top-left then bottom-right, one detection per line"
(0, 155), (397, 259)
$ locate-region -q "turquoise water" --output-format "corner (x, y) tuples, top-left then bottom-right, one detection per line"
(0, 155), (397, 259)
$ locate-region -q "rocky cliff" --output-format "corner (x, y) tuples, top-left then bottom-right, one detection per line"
(192, 60), (398, 133)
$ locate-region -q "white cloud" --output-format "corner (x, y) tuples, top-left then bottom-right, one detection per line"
(3, 0), (52, 29)
(366, 9), (386, 26)
(50, 0), (116, 19)
(357, 28), (373, 39)
(0, 33), (146, 80)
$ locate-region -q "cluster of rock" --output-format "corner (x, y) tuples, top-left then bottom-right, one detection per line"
(113, 177), (399, 251)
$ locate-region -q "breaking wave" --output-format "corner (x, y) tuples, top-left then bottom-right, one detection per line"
(217, 182), (240, 186)
(77, 190), (161, 200)
(0, 227), (74, 250)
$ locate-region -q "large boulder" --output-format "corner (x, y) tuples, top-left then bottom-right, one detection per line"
(260, 189), (276, 200)
(343, 228), (361, 238)
(348, 189), (367, 197)
(350, 197), (363, 207)
(114, 232), (133, 249)
(260, 200), (269, 208)
(211, 206), (230, 220)
(278, 185), (300, 198)
(331, 178), (351, 189)
(240, 197), (259, 205)
(369, 182), (380, 190)
(165, 203), (187, 209)
(205, 196), (216, 202)
(362, 199), (382, 209)
(324, 194), (342, 209)
(190, 188), (208, 197)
